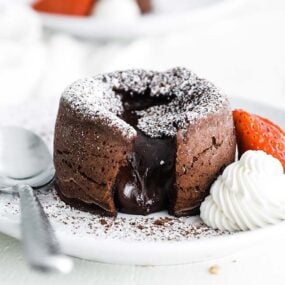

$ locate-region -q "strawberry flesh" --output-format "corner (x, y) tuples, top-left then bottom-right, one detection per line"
(32, 0), (95, 16)
(233, 109), (285, 172)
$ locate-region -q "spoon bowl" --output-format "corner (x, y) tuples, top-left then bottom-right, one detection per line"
(0, 126), (73, 273)
(0, 127), (54, 188)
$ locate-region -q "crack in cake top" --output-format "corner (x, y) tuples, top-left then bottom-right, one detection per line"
(62, 67), (229, 138)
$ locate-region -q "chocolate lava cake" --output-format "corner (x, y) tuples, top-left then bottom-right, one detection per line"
(54, 67), (236, 217)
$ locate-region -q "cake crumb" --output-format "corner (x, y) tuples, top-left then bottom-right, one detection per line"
(137, 224), (144, 230)
(100, 219), (107, 225)
(153, 219), (166, 226)
(208, 265), (220, 275)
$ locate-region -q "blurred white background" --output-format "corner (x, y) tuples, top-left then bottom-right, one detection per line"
(1, 0), (285, 109)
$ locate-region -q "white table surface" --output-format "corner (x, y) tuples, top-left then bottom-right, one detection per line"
(0, 231), (285, 285)
(1, 0), (285, 284)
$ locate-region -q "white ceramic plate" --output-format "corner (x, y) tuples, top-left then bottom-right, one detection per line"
(37, 0), (246, 40)
(0, 97), (284, 265)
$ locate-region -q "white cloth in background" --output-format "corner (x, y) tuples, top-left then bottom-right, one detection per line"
(0, 3), (46, 105)
(36, 35), (127, 100)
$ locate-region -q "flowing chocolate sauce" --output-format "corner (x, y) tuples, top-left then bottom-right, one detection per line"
(113, 89), (176, 215)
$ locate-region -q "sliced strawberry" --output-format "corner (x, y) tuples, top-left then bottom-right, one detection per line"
(32, 0), (96, 16)
(233, 109), (285, 171)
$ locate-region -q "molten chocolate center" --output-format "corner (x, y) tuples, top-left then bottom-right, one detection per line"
(113, 90), (176, 215)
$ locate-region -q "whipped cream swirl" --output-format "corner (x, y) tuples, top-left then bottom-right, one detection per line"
(200, 150), (285, 231)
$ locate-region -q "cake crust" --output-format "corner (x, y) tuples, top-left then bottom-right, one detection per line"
(54, 101), (134, 216)
(174, 108), (236, 216)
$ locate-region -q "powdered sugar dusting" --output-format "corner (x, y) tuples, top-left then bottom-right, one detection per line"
(62, 67), (229, 138)
(62, 77), (137, 140)
(0, 99), (230, 242)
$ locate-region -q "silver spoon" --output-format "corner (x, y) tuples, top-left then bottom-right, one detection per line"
(0, 127), (73, 273)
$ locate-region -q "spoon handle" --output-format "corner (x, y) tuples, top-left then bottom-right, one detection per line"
(16, 184), (73, 273)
